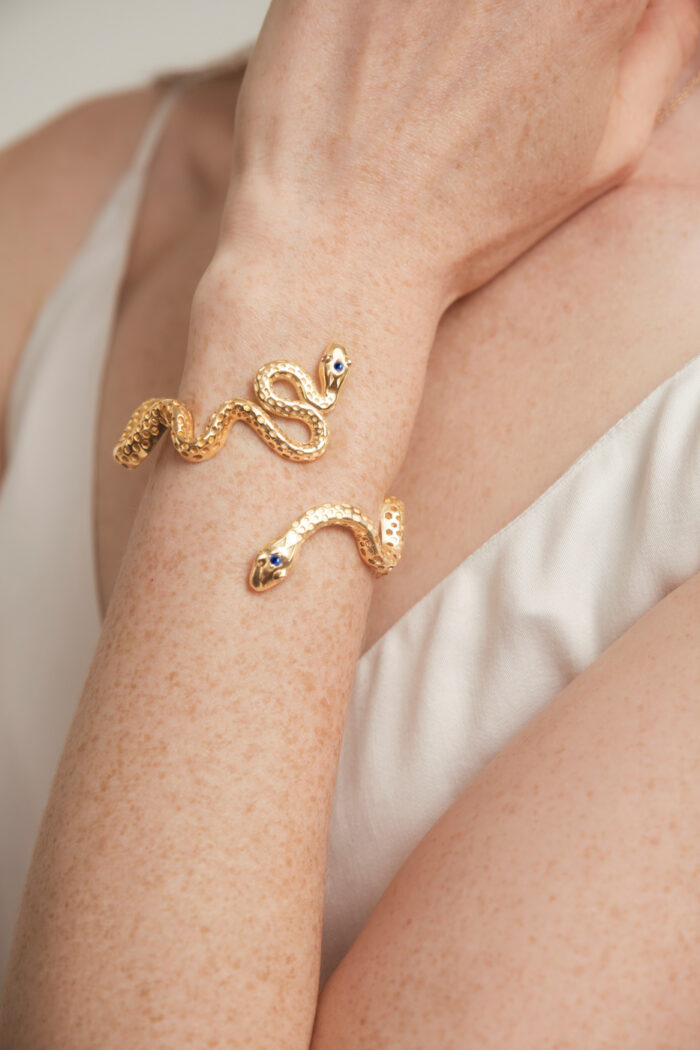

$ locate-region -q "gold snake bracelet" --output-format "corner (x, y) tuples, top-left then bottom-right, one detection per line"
(249, 498), (405, 591)
(113, 343), (351, 467)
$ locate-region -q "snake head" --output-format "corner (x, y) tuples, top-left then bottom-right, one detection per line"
(249, 540), (300, 592)
(320, 344), (352, 397)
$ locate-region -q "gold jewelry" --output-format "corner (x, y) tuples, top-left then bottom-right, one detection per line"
(655, 66), (700, 127)
(113, 343), (351, 467)
(249, 498), (404, 591)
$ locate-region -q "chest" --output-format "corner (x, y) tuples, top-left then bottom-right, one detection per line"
(95, 154), (700, 654)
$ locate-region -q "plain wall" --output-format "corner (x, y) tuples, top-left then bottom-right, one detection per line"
(0, 0), (268, 150)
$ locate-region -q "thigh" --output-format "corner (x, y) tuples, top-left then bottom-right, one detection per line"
(313, 571), (700, 1048)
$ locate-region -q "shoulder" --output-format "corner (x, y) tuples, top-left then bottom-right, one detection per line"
(0, 69), (245, 472)
(0, 83), (168, 471)
(0, 82), (167, 295)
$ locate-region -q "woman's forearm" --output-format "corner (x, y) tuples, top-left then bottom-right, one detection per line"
(3, 0), (693, 1042)
(0, 234), (442, 1048)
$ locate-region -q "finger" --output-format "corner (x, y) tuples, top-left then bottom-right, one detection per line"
(591, 0), (700, 182)
(619, 0), (700, 119)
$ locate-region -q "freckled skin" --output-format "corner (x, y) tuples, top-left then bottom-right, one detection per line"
(0, 235), (434, 1044)
(3, 5), (700, 1050)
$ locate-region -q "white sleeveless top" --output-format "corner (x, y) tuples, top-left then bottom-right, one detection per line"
(2, 72), (699, 990)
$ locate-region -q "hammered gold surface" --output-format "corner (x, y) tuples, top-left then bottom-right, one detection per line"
(112, 343), (351, 467)
(249, 498), (405, 591)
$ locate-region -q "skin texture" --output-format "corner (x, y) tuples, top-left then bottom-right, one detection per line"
(227, 0), (700, 304)
(1, 3), (700, 1048)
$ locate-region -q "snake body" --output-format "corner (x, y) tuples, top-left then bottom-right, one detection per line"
(113, 344), (351, 468)
(249, 498), (405, 591)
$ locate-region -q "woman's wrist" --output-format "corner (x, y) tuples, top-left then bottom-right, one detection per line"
(177, 232), (444, 496)
(208, 185), (448, 342)
(216, 171), (455, 308)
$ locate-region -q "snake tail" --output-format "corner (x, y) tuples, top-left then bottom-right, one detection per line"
(113, 397), (330, 468)
(112, 345), (351, 469)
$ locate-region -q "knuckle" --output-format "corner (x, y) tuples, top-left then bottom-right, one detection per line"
(592, 119), (649, 190)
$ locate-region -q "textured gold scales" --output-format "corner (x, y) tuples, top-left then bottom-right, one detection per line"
(112, 341), (406, 588)
(249, 498), (405, 591)
(112, 343), (351, 468)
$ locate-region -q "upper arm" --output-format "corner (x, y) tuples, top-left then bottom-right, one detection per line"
(313, 570), (700, 1048)
(0, 85), (162, 473)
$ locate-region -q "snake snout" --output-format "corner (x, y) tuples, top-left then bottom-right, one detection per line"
(249, 547), (295, 592)
(321, 343), (351, 396)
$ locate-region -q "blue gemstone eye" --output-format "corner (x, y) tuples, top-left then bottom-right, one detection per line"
(333, 360), (344, 372)
(269, 553), (282, 567)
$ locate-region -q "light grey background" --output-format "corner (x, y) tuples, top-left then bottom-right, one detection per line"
(0, 0), (269, 150)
